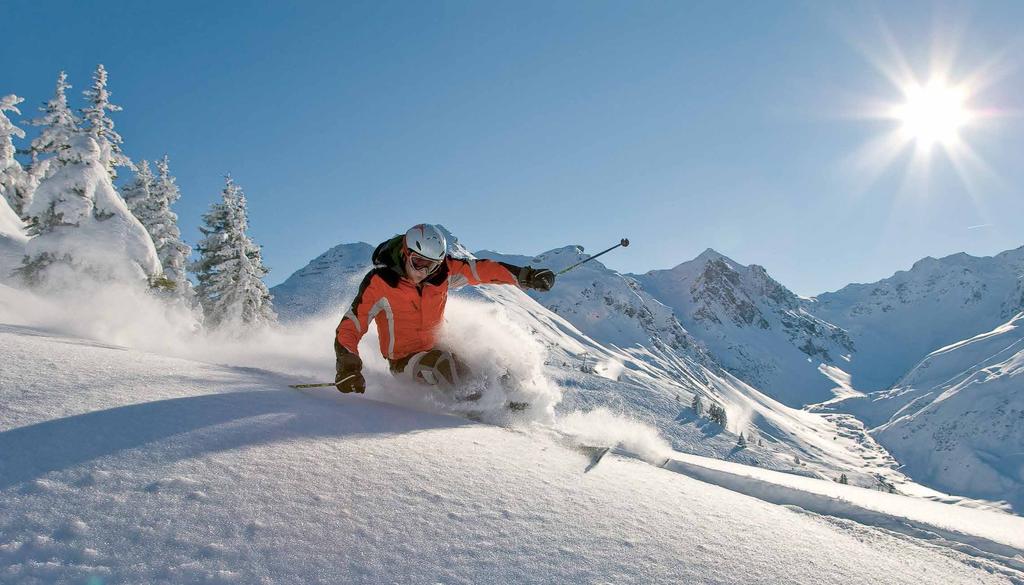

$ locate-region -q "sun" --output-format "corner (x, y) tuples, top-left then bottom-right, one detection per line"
(892, 79), (972, 148)
(841, 20), (1013, 195)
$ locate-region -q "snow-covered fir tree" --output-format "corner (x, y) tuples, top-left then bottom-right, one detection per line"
(0, 94), (35, 220)
(692, 393), (704, 416)
(30, 71), (80, 179)
(121, 159), (155, 218)
(125, 156), (195, 301)
(192, 175), (276, 330)
(737, 433), (747, 447)
(81, 65), (131, 179)
(708, 403), (728, 427)
(152, 156), (195, 301)
(20, 135), (159, 286)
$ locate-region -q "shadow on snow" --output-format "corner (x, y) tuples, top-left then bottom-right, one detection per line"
(0, 384), (471, 490)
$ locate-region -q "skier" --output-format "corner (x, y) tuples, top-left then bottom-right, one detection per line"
(334, 224), (555, 394)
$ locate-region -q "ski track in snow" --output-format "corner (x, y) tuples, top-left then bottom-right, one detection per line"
(3, 324), (1023, 584)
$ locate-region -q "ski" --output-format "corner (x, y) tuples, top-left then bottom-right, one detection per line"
(582, 446), (611, 473)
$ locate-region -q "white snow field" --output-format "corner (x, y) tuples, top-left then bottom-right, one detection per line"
(3, 291), (1024, 583)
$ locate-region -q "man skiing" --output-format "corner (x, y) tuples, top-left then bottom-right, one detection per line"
(334, 224), (555, 394)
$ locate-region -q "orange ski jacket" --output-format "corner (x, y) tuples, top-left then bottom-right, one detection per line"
(336, 235), (521, 361)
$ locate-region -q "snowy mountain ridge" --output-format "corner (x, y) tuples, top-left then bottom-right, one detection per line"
(270, 241), (374, 320)
(806, 245), (1024, 392)
(633, 250), (855, 407)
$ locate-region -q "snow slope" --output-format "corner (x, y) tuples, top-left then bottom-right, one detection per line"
(3, 318), (1023, 583)
(634, 249), (855, 407)
(808, 247), (1024, 391)
(815, 313), (1024, 512)
(475, 245), (704, 359)
(270, 242), (374, 321)
(465, 284), (906, 493)
(0, 198), (25, 280)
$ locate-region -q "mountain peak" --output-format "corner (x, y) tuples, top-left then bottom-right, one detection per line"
(696, 248), (728, 263)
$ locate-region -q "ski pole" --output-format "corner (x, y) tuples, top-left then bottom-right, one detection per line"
(557, 238), (630, 275)
(290, 374), (359, 389)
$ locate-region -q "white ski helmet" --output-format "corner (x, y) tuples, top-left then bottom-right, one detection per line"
(404, 224), (447, 261)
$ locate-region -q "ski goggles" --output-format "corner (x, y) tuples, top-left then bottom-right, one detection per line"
(409, 251), (443, 273)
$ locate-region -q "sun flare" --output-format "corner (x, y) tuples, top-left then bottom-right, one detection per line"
(842, 20), (1014, 196)
(893, 80), (972, 148)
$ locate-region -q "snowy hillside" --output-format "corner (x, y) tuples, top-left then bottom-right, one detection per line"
(633, 249), (855, 407)
(3, 298), (1024, 583)
(808, 247), (1024, 391)
(0, 199), (26, 280)
(271, 242), (374, 321)
(817, 312), (1024, 511)
(475, 245), (704, 359)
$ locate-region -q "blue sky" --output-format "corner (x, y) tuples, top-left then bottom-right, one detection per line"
(4, 1), (1022, 295)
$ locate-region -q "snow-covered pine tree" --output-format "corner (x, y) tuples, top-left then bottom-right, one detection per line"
(30, 71), (80, 179)
(121, 159), (155, 218)
(81, 65), (131, 179)
(192, 175), (276, 330)
(19, 135), (160, 286)
(692, 393), (704, 416)
(0, 94), (34, 219)
(838, 473), (848, 485)
(737, 433), (747, 447)
(707, 403), (728, 427)
(138, 156), (195, 301)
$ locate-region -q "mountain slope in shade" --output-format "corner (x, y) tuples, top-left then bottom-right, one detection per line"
(823, 313), (1024, 511)
(807, 247), (1024, 391)
(633, 249), (855, 407)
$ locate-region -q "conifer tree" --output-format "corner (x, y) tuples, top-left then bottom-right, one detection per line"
(30, 71), (80, 178)
(20, 135), (159, 286)
(121, 159), (155, 218)
(81, 65), (131, 179)
(140, 156), (195, 301)
(0, 94), (34, 219)
(737, 433), (747, 447)
(692, 393), (704, 416)
(192, 175), (276, 329)
(708, 403), (728, 427)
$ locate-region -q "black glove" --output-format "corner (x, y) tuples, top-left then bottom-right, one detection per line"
(517, 266), (555, 292)
(335, 343), (366, 394)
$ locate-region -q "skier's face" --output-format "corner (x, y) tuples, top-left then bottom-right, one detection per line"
(404, 252), (440, 284)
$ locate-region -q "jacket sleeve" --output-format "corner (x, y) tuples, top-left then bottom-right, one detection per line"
(336, 271), (388, 356)
(447, 258), (520, 290)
